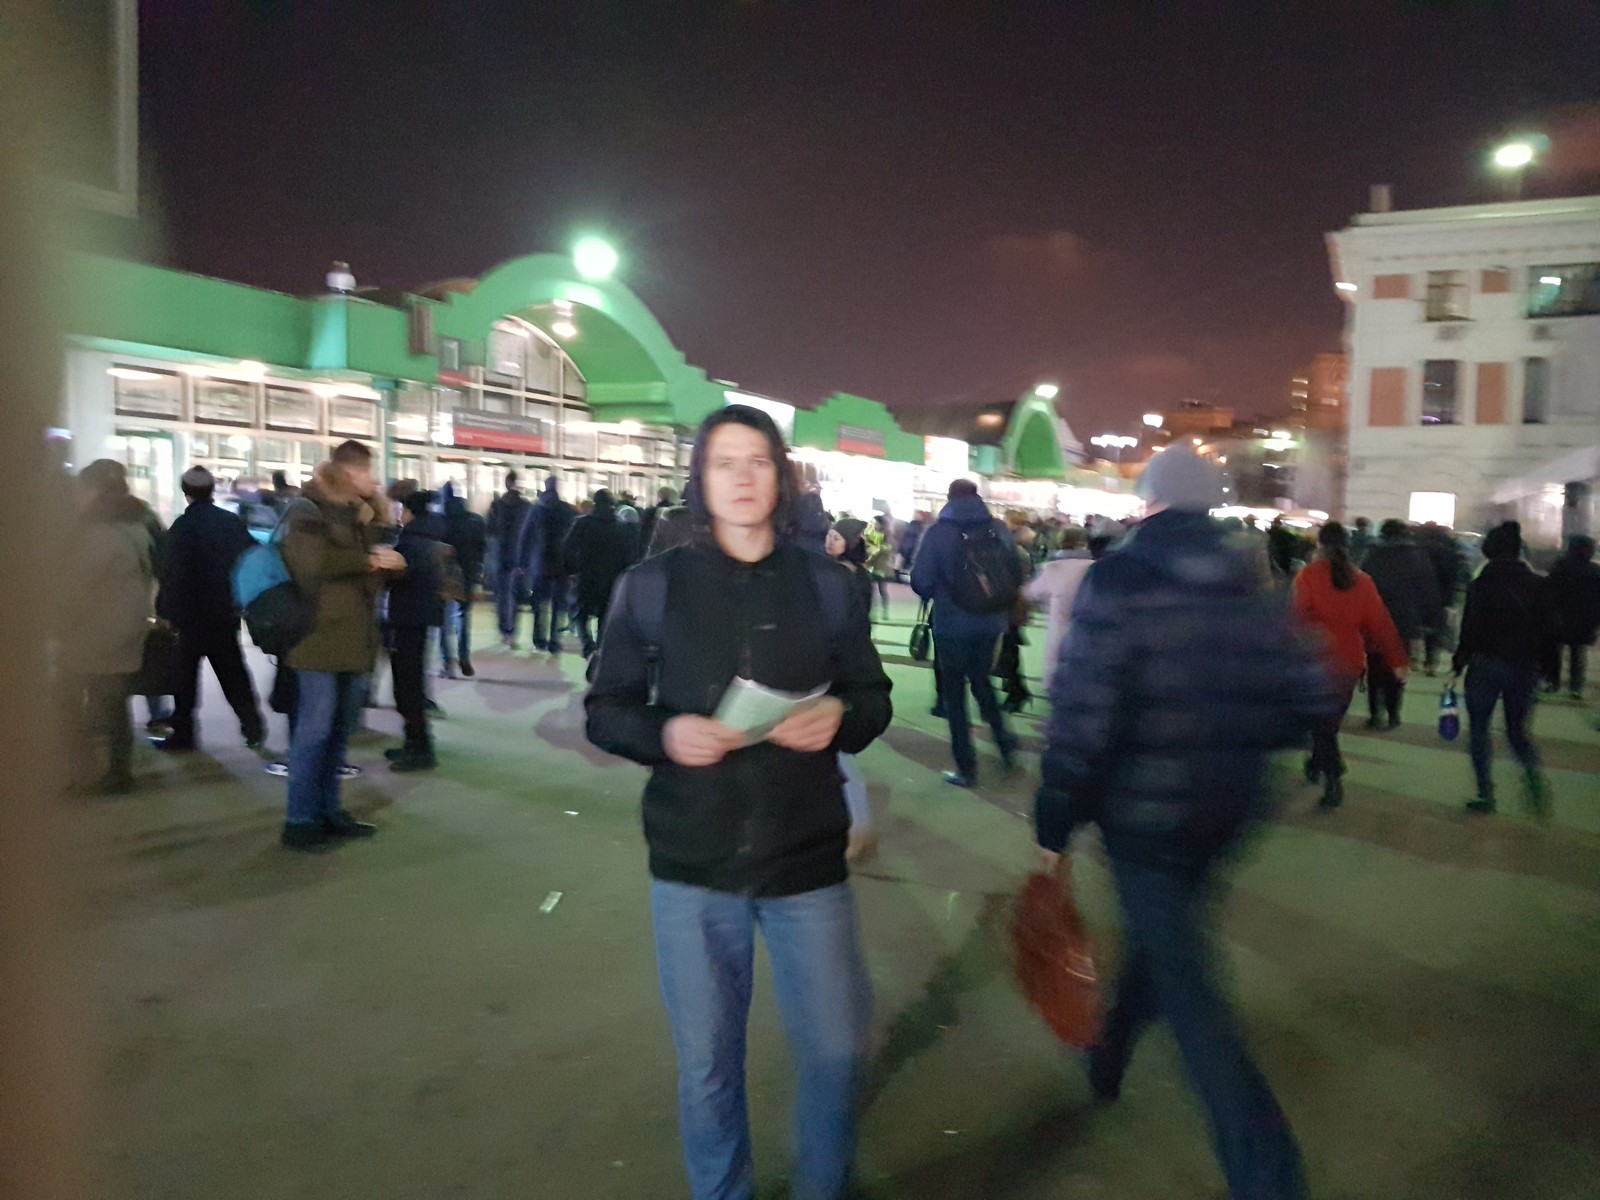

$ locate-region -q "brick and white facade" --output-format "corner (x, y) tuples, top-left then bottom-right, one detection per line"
(1327, 195), (1600, 541)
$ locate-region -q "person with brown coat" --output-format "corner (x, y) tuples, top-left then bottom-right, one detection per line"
(278, 441), (403, 850)
(65, 459), (156, 794)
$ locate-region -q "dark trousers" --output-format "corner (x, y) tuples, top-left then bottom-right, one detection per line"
(1423, 608), (1455, 672)
(390, 626), (431, 742)
(1544, 642), (1588, 694)
(996, 626), (1030, 706)
(495, 569), (522, 638)
(1365, 653), (1403, 724)
(79, 673), (134, 781)
(530, 574), (567, 651)
(1308, 679), (1356, 779)
(1097, 854), (1307, 1200)
(576, 591), (612, 656)
(171, 625), (264, 744)
(934, 633), (1012, 776)
(1464, 656), (1540, 799)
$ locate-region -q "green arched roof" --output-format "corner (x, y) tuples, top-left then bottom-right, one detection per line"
(1001, 392), (1068, 480)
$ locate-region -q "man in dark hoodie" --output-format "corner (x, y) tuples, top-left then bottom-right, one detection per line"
(910, 478), (1019, 787)
(563, 488), (639, 657)
(1455, 521), (1553, 816)
(385, 491), (444, 771)
(153, 466), (265, 752)
(488, 471), (530, 649)
(516, 475), (577, 656)
(1360, 520), (1442, 730)
(1035, 445), (1334, 1200)
(586, 405), (891, 1200)
(438, 481), (487, 677)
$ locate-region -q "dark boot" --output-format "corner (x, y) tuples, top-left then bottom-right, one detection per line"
(390, 730), (436, 773)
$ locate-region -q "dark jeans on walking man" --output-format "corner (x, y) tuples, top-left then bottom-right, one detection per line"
(1464, 655), (1540, 801)
(529, 574), (568, 652)
(170, 625), (265, 746)
(1545, 642), (1588, 696)
(1365, 651), (1403, 727)
(934, 633), (1015, 778)
(495, 568), (522, 643)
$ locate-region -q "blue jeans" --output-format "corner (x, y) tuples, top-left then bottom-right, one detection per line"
(1464, 655), (1540, 798)
(440, 597), (473, 664)
(933, 632), (1012, 775)
(651, 879), (873, 1200)
(529, 575), (567, 651)
(285, 671), (365, 825)
(1096, 855), (1306, 1200)
(495, 569), (522, 639)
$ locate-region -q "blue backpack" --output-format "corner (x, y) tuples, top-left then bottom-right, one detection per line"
(232, 501), (317, 658)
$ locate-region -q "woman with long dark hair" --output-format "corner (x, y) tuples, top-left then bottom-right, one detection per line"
(1292, 521), (1408, 808)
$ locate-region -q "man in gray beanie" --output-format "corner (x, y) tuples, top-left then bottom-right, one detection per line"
(1034, 443), (1334, 1200)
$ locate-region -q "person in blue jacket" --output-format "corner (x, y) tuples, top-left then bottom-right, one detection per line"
(910, 478), (1017, 787)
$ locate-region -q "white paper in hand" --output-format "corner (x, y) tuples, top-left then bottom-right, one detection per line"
(714, 677), (830, 739)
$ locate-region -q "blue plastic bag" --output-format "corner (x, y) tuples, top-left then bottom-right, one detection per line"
(1438, 685), (1460, 742)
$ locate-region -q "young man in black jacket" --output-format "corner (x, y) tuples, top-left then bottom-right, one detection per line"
(586, 405), (892, 1200)
(385, 491), (444, 771)
(153, 466), (265, 751)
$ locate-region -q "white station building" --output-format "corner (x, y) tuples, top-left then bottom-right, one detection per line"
(1327, 193), (1600, 545)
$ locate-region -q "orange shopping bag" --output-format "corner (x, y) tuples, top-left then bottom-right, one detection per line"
(1011, 865), (1101, 1047)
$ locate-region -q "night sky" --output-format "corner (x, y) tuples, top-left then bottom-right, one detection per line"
(140, 1), (1600, 434)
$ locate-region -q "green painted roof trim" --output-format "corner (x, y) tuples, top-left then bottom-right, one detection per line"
(793, 392), (925, 464)
(1000, 392), (1068, 480)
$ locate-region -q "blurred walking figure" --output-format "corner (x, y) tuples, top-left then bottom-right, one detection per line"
(65, 459), (156, 795)
(487, 471), (529, 648)
(1035, 445), (1333, 1200)
(152, 466), (265, 752)
(278, 441), (404, 850)
(911, 478), (1021, 787)
(563, 489), (639, 658)
(1416, 522), (1466, 674)
(826, 519), (878, 863)
(864, 514), (895, 620)
(587, 406), (892, 1200)
(1292, 522), (1408, 808)
(515, 475), (577, 656)
(1455, 522), (1553, 817)
(438, 481), (486, 677)
(1359, 520), (1441, 730)
(384, 491), (444, 772)
(1545, 535), (1600, 699)
(1023, 525), (1094, 694)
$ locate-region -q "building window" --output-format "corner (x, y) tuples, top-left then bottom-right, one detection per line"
(111, 367), (182, 419)
(1421, 360), (1459, 425)
(265, 386), (319, 433)
(1523, 356), (1550, 424)
(439, 337), (463, 373)
(1425, 271), (1470, 321)
(194, 380), (256, 427)
(1409, 492), (1456, 527)
(1528, 265), (1600, 317)
(487, 321), (527, 385)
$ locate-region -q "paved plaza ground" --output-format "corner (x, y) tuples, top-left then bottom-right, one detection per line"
(72, 590), (1600, 1199)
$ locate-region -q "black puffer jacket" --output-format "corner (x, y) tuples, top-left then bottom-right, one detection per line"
(585, 541), (892, 896)
(564, 496), (640, 616)
(1452, 560), (1553, 673)
(1362, 538), (1443, 643)
(1548, 550), (1600, 645)
(1035, 511), (1336, 866)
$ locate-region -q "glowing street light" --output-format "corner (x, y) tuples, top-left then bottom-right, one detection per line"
(1491, 140), (1536, 170)
(1091, 433), (1138, 466)
(1142, 412), (1163, 428)
(1034, 382), (1060, 400)
(573, 236), (619, 281)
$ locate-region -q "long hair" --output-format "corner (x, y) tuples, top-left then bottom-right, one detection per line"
(684, 405), (799, 538)
(1319, 520), (1355, 591)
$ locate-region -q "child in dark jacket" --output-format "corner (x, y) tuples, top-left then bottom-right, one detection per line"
(386, 491), (444, 770)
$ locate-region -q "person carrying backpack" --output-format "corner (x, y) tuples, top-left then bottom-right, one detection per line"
(910, 477), (1022, 787)
(586, 405), (892, 1200)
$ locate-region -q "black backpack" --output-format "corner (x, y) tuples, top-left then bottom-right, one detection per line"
(948, 522), (1023, 615)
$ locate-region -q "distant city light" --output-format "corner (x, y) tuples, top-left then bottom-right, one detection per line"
(572, 236), (619, 280)
(1142, 412), (1163, 428)
(1491, 140), (1536, 170)
(1090, 434), (1137, 450)
(1335, 281), (1358, 293)
(1310, 510), (1329, 521)
(1539, 275), (1563, 286)
(1034, 383), (1060, 400)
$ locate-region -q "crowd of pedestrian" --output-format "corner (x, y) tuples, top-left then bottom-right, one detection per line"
(58, 413), (1596, 1200)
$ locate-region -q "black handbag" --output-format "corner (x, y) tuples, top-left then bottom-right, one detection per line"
(909, 600), (933, 662)
(133, 622), (183, 696)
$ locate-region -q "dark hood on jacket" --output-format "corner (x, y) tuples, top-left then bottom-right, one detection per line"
(938, 494), (994, 526)
(1116, 510), (1260, 595)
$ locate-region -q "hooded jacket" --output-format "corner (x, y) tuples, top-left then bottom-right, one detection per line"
(910, 493), (1011, 639)
(516, 480), (577, 583)
(1452, 559), (1553, 673)
(564, 494), (641, 616)
(439, 481), (487, 586)
(280, 461), (394, 674)
(1035, 511), (1336, 865)
(586, 541), (892, 896)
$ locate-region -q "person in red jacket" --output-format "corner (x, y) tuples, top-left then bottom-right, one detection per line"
(1292, 521), (1408, 808)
